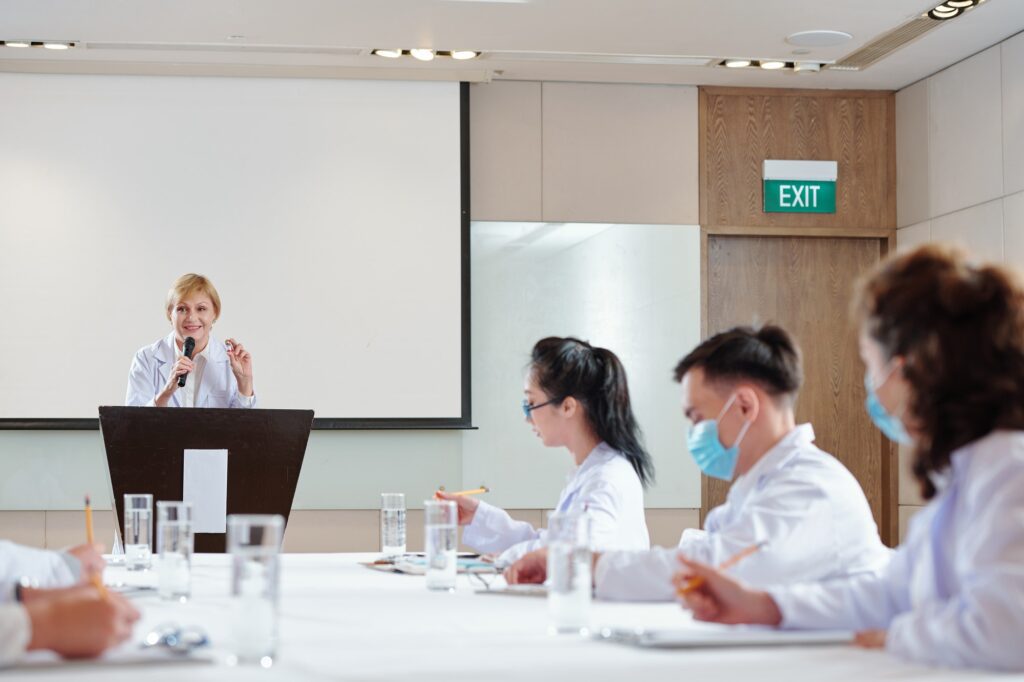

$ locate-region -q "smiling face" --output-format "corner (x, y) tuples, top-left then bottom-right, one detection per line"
(168, 293), (217, 352)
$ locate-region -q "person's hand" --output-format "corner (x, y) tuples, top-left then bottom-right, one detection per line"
(155, 355), (195, 405)
(225, 338), (254, 396)
(25, 586), (140, 659)
(66, 543), (106, 580)
(505, 548), (549, 584)
(433, 491), (480, 525)
(673, 556), (782, 626)
(854, 629), (887, 649)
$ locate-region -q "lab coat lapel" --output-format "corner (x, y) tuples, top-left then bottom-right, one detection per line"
(154, 333), (181, 407)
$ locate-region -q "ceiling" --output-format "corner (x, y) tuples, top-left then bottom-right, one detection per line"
(1, 0), (1022, 90)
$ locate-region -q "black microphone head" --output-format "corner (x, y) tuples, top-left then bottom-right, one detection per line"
(183, 336), (196, 358)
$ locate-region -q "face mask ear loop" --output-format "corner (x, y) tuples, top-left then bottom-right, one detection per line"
(715, 393), (739, 422)
(733, 417), (753, 448)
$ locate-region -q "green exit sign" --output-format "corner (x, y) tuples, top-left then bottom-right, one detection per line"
(763, 160), (837, 214)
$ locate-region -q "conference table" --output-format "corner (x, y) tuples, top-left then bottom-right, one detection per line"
(16, 554), (1016, 680)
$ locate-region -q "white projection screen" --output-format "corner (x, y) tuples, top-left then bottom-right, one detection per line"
(0, 73), (467, 427)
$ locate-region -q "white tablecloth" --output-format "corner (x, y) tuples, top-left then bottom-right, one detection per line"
(14, 554), (1019, 680)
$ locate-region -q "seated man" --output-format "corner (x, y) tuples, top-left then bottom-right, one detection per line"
(507, 325), (891, 600)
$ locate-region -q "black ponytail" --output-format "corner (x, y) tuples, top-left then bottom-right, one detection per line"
(530, 337), (655, 487)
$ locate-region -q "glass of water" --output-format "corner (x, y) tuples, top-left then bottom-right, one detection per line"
(546, 511), (592, 635)
(123, 494), (153, 571)
(423, 500), (457, 591)
(380, 493), (406, 559)
(227, 514), (283, 668)
(157, 501), (193, 601)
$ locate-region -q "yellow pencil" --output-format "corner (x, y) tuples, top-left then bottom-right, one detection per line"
(449, 486), (489, 496)
(84, 495), (109, 599)
(677, 541), (766, 596)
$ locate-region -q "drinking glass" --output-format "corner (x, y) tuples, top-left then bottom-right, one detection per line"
(123, 494), (153, 571)
(424, 500), (457, 591)
(157, 501), (193, 601)
(227, 514), (284, 668)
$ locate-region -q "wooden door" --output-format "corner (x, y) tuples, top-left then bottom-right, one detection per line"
(703, 234), (897, 545)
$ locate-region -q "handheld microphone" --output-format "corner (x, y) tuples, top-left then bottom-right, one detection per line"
(178, 336), (196, 388)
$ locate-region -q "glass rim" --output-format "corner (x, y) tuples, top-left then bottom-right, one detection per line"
(226, 513), (284, 527)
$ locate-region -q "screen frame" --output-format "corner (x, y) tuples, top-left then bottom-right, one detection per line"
(0, 82), (472, 432)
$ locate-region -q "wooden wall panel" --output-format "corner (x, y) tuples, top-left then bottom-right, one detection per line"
(701, 87), (895, 231)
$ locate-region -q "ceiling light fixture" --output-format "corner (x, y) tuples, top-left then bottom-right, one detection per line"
(724, 59), (751, 68)
(926, 0), (985, 20)
(410, 48), (435, 61)
(450, 50), (480, 60)
(373, 49), (404, 58)
(2, 40), (31, 48)
(42, 42), (72, 50)
(759, 60), (786, 70)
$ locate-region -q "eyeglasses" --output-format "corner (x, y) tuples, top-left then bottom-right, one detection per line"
(143, 623), (210, 654)
(521, 398), (558, 419)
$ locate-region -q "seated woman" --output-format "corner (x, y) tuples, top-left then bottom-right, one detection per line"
(675, 244), (1024, 671)
(437, 337), (652, 565)
(125, 273), (256, 408)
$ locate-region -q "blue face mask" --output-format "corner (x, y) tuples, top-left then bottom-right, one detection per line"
(864, 367), (912, 445)
(686, 394), (752, 481)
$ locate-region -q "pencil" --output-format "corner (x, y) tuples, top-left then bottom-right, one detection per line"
(676, 541), (766, 597)
(83, 495), (109, 599)
(449, 486), (489, 496)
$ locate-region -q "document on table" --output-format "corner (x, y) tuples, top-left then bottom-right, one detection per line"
(596, 625), (853, 649)
(14, 645), (216, 669)
(183, 449), (229, 533)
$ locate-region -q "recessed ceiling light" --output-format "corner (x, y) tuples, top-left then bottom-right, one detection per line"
(785, 30), (853, 48)
(928, 6), (962, 19)
(793, 62), (821, 73)
(945, 0), (976, 6)
(410, 48), (435, 61)
(373, 49), (404, 58)
(450, 50), (480, 60)
(724, 59), (752, 68)
(42, 42), (71, 50)
(3, 40), (31, 48)
(759, 60), (786, 70)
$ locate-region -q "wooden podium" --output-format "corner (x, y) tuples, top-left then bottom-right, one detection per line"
(99, 406), (313, 552)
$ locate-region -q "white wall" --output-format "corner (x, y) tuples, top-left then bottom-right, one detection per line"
(465, 223), (702, 510)
(895, 31), (1024, 520)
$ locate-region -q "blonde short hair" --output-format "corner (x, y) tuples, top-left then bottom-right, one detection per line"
(165, 273), (222, 321)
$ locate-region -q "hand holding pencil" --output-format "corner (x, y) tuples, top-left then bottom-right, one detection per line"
(433, 485), (489, 526)
(672, 546), (782, 627)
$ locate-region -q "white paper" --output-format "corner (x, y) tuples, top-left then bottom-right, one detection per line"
(183, 449), (229, 533)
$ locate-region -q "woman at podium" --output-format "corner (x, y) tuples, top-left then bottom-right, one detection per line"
(125, 273), (257, 408)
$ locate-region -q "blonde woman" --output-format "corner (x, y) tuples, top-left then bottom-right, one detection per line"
(125, 273), (256, 408)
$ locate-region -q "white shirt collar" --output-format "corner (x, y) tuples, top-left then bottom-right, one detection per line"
(730, 423), (816, 498)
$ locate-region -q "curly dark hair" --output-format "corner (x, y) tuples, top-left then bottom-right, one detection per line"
(852, 244), (1024, 500)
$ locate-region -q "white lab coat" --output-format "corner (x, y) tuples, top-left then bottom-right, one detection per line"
(461, 442), (650, 565)
(125, 332), (256, 408)
(595, 424), (891, 601)
(769, 429), (1024, 671)
(0, 541), (79, 604)
(0, 605), (30, 667)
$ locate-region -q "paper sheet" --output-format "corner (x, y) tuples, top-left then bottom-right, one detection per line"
(182, 449), (229, 533)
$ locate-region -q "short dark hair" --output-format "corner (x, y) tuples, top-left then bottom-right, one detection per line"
(673, 325), (803, 402)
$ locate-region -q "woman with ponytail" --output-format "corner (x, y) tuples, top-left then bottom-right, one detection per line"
(437, 337), (652, 564)
(675, 244), (1024, 671)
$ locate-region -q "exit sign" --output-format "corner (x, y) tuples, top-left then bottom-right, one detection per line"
(763, 160), (837, 214)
